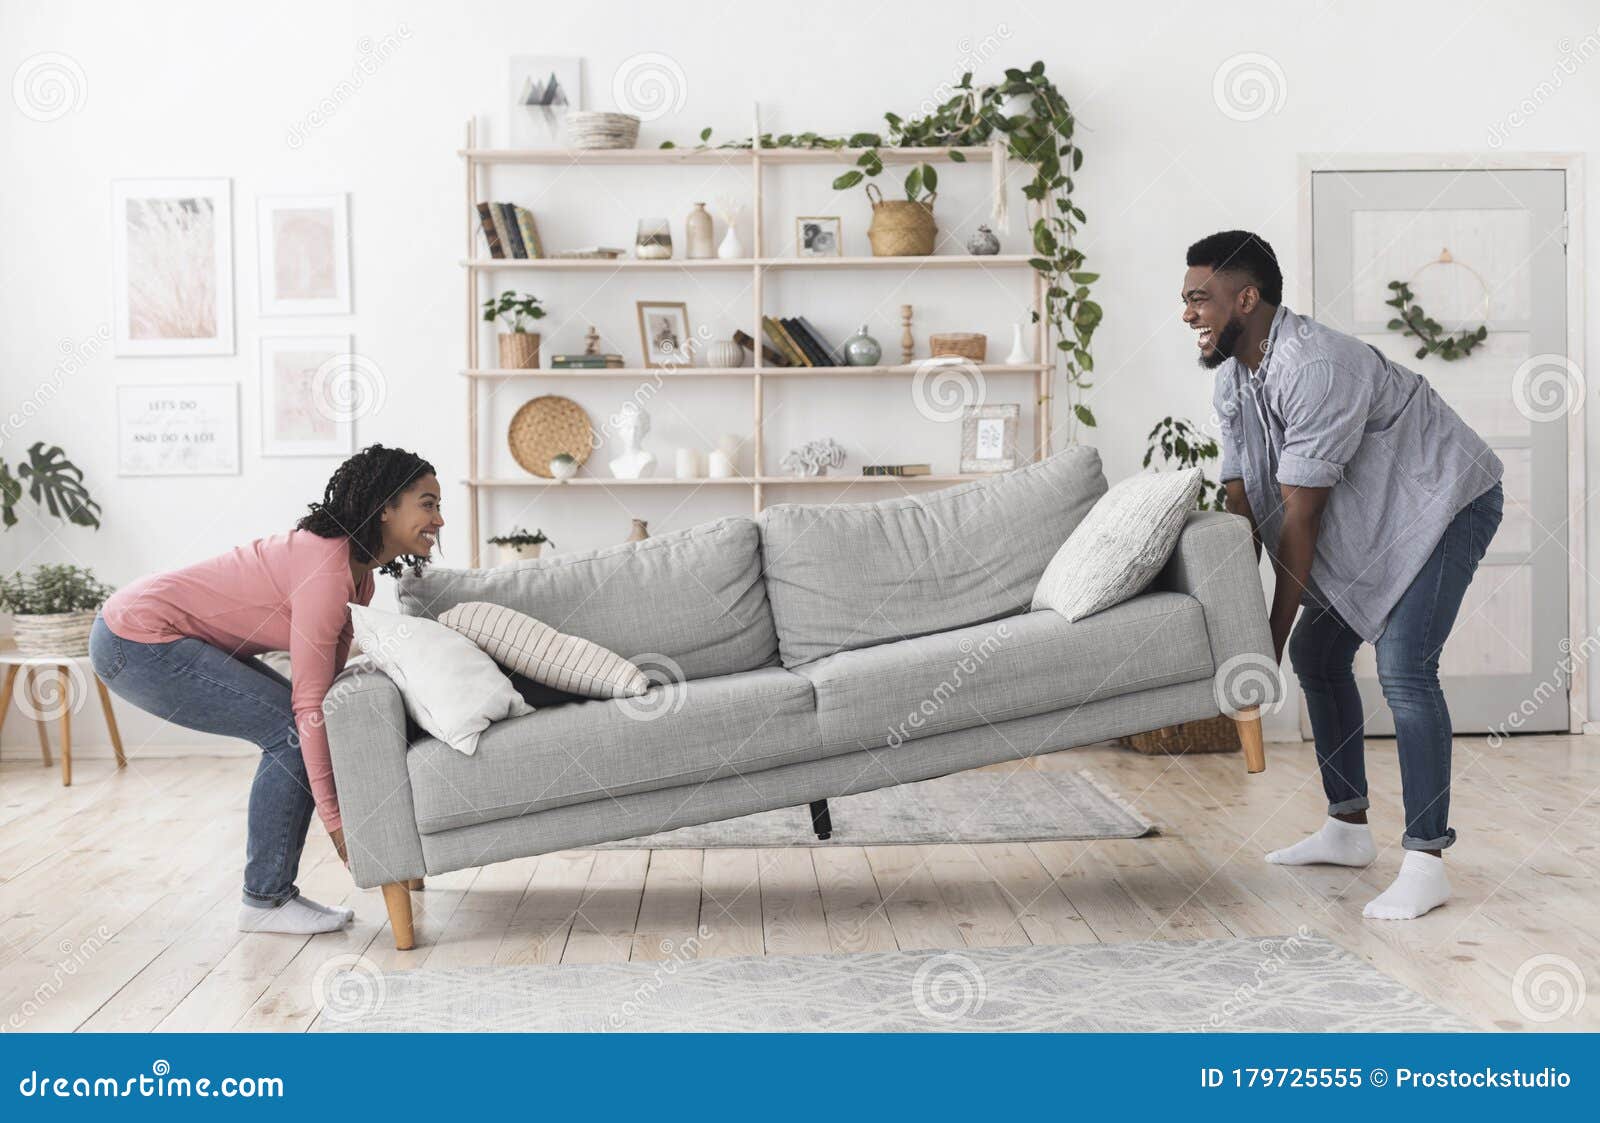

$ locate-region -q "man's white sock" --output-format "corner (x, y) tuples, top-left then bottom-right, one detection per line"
(237, 896), (353, 935)
(1363, 850), (1450, 920)
(1265, 816), (1376, 867)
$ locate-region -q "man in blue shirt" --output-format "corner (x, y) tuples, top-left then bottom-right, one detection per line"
(1183, 230), (1504, 920)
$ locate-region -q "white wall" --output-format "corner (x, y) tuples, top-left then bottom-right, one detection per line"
(3, 0), (1597, 751)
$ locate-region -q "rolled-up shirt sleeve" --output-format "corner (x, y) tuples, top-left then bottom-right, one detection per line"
(1274, 359), (1371, 488)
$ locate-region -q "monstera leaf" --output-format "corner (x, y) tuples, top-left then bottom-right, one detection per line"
(0, 460), (20, 530)
(13, 442), (101, 529)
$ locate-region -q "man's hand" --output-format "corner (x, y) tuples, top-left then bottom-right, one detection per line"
(329, 827), (348, 865)
(1222, 479), (1261, 560)
(1269, 484), (1331, 662)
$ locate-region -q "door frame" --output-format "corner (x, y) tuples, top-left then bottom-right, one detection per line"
(1296, 151), (1588, 732)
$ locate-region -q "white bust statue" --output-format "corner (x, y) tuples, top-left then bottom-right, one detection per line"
(608, 402), (657, 479)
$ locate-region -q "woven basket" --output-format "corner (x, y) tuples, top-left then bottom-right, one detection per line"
(1123, 714), (1241, 756)
(564, 111), (640, 149)
(13, 611), (96, 658)
(508, 395), (594, 478)
(498, 332), (540, 370)
(929, 333), (987, 362)
(866, 183), (937, 257)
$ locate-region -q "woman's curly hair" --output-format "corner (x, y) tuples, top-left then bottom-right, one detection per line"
(297, 444), (438, 579)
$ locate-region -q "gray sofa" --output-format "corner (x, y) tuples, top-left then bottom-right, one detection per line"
(324, 446), (1276, 949)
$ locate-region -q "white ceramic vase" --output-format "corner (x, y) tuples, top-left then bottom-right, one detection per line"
(1005, 323), (1032, 366)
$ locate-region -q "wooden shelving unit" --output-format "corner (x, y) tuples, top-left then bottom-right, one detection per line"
(461, 118), (1050, 566)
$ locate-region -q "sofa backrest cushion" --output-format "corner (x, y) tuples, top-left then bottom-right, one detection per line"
(396, 516), (779, 681)
(757, 446), (1108, 668)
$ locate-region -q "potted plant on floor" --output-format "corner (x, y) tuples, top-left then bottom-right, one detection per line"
(483, 291), (547, 369)
(0, 565), (115, 657)
(1123, 417), (1239, 757)
(486, 526), (553, 565)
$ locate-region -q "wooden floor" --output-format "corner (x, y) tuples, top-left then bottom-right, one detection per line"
(0, 733), (1595, 1032)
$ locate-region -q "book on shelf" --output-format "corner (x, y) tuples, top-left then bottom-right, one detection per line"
(475, 202), (546, 259)
(497, 203), (526, 258)
(514, 206), (544, 258)
(762, 316), (809, 367)
(861, 464), (933, 476)
(762, 315), (843, 368)
(780, 317), (827, 367)
(550, 353), (625, 368)
(476, 202), (506, 258)
(733, 329), (786, 367)
(794, 316), (841, 365)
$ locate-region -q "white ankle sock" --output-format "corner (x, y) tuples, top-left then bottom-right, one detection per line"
(1265, 817), (1376, 867)
(1364, 850), (1450, 920)
(238, 895), (353, 935)
(298, 894), (355, 921)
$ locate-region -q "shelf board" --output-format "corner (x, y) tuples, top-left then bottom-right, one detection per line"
(463, 255), (1033, 271)
(462, 364), (1047, 379)
(460, 145), (995, 166)
(466, 474), (990, 487)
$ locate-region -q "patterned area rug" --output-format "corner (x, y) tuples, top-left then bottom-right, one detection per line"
(595, 768), (1156, 848)
(315, 935), (1469, 1032)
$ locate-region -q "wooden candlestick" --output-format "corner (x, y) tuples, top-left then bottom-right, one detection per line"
(900, 305), (914, 365)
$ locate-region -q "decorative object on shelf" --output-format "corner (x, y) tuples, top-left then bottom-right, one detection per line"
(549, 453), (578, 481)
(733, 328), (786, 366)
(782, 438), (846, 477)
(636, 300), (692, 367)
(1384, 252), (1489, 361)
(626, 518), (650, 542)
(901, 305), (915, 363)
(715, 196), (745, 259)
(257, 193), (351, 315)
(1142, 416), (1226, 512)
(705, 338), (745, 368)
(564, 109), (639, 149)
(549, 247), (625, 259)
(0, 565), (114, 657)
(584, 326), (602, 355)
(508, 394), (593, 478)
(865, 181), (936, 257)
(1005, 323), (1032, 365)
(0, 442), (102, 531)
(674, 447), (703, 479)
(960, 403), (1019, 474)
(116, 384), (240, 476)
(607, 402), (656, 479)
(483, 290), (547, 368)
(112, 177), (234, 356)
(710, 433), (742, 478)
(843, 324), (883, 367)
(965, 224), (1001, 255)
(763, 315), (840, 367)
(634, 218), (673, 260)
(551, 352), (624, 369)
(259, 334), (357, 457)
(797, 215), (841, 257)
(476, 202), (544, 259)
(685, 202), (715, 259)
(862, 463), (932, 476)
(486, 526), (553, 565)
(508, 55), (581, 147)
(930, 332), (987, 362)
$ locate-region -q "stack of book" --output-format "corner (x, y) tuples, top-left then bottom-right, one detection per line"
(477, 202), (544, 259)
(551, 353), (626, 369)
(862, 464), (933, 476)
(762, 316), (841, 368)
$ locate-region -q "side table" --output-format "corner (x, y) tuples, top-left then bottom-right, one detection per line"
(0, 652), (126, 786)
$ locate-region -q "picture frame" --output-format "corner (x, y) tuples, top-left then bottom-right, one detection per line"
(508, 55), (582, 147)
(636, 301), (692, 367)
(116, 383), (240, 476)
(796, 215), (842, 257)
(259, 335), (356, 457)
(257, 194), (351, 316)
(960, 403), (1019, 473)
(111, 178), (234, 356)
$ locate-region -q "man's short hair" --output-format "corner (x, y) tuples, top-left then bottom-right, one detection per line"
(1186, 230), (1283, 306)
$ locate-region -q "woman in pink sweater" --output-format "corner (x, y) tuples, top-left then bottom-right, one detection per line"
(89, 446), (442, 935)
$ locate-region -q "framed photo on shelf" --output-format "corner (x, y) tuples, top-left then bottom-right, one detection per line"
(116, 383), (240, 476)
(259, 335), (357, 456)
(960, 403), (1019, 473)
(257, 194), (351, 316)
(111, 178), (234, 356)
(636, 300), (692, 367)
(796, 215), (841, 257)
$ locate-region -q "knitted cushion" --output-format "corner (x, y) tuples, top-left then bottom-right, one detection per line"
(439, 601), (650, 700)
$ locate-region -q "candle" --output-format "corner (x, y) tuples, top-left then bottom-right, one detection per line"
(675, 447), (701, 478)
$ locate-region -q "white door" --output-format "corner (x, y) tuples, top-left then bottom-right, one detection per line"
(1309, 168), (1570, 733)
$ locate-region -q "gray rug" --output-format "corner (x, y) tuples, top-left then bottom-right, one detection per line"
(593, 768), (1155, 849)
(315, 934), (1469, 1032)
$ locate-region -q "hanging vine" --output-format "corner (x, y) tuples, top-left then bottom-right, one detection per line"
(664, 62), (1099, 442)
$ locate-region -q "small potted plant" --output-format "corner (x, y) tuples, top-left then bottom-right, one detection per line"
(0, 565), (115, 657)
(486, 526), (553, 565)
(482, 291), (548, 369)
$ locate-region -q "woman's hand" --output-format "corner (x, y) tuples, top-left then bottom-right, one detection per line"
(329, 827), (348, 865)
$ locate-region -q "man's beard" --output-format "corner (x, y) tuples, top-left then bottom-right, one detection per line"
(1197, 316), (1245, 369)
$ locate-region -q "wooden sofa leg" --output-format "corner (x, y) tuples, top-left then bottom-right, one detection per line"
(809, 798), (833, 841)
(381, 882), (416, 950)
(1234, 705), (1266, 774)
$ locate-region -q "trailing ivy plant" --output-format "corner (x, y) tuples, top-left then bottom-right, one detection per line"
(1143, 417), (1225, 512)
(1384, 280), (1487, 361)
(664, 61), (1100, 441)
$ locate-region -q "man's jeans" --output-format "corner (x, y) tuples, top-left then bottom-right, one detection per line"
(1288, 482), (1504, 851)
(88, 615), (315, 907)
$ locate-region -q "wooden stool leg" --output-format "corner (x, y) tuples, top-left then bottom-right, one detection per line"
(24, 669), (52, 768)
(406, 877), (425, 891)
(1233, 705), (1266, 774)
(0, 664), (18, 744)
(57, 665), (72, 787)
(95, 677), (127, 768)
(381, 882), (415, 950)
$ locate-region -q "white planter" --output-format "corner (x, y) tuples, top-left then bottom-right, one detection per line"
(12, 611), (96, 657)
(493, 542), (545, 566)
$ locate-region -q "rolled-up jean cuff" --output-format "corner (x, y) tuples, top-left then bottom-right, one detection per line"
(241, 886), (300, 908)
(1327, 796), (1370, 815)
(1403, 827), (1456, 852)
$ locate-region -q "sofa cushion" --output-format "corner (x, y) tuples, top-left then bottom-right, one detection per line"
(793, 592), (1214, 751)
(397, 516), (778, 681)
(405, 666), (822, 834)
(758, 446), (1108, 668)
(439, 601), (650, 699)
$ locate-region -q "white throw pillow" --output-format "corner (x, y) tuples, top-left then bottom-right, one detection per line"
(1031, 469), (1203, 622)
(438, 601), (650, 700)
(348, 603), (533, 755)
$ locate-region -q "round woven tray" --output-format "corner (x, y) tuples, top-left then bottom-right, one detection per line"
(508, 396), (594, 478)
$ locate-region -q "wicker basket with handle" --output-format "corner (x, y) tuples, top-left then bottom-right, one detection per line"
(865, 183), (937, 257)
(929, 333), (987, 362)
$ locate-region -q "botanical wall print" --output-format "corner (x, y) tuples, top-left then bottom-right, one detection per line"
(258, 194), (351, 316)
(116, 383), (240, 476)
(111, 178), (234, 356)
(259, 335), (355, 457)
(960, 403), (1019, 474)
(508, 55), (581, 147)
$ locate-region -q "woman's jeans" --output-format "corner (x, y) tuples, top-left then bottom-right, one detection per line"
(88, 615), (314, 907)
(1288, 482), (1504, 852)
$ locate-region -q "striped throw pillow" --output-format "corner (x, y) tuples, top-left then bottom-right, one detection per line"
(438, 601), (650, 699)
